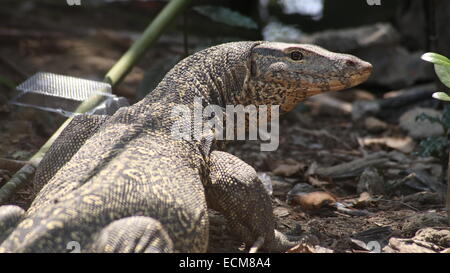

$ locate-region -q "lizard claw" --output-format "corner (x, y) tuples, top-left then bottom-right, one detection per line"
(264, 230), (302, 253)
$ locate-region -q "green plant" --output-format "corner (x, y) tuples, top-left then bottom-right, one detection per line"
(421, 53), (450, 99)
(415, 106), (450, 160)
(421, 52), (450, 225)
(415, 53), (450, 160)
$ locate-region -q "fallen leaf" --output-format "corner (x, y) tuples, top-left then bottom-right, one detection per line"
(358, 136), (416, 153)
(354, 191), (375, 207)
(358, 191), (372, 202)
(291, 191), (337, 211)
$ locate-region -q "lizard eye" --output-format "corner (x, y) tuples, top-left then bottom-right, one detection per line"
(290, 51), (303, 61)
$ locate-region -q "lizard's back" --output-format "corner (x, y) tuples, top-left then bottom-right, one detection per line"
(1, 102), (209, 252)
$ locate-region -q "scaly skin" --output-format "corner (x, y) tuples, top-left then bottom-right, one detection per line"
(0, 41), (371, 252)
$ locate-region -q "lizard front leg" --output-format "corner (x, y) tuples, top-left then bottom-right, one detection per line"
(206, 151), (298, 252)
(89, 216), (173, 253)
(0, 205), (25, 244)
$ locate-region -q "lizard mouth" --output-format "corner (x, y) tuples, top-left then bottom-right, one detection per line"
(303, 76), (371, 97)
(303, 82), (356, 96)
(305, 64), (372, 96)
(299, 60), (372, 97)
(348, 61), (372, 86)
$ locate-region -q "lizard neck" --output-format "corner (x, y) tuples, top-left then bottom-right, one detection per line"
(139, 41), (261, 109)
(128, 42), (263, 149)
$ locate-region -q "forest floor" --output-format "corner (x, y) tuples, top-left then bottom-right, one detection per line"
(0, 2), (449, 253)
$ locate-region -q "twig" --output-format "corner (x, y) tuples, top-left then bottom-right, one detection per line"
(378, 198), (420, 212)
(386, 173), (416, 191)
(310, 151), (389, 178)
(335, 203), (370, 217)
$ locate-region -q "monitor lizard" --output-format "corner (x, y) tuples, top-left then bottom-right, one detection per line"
(0, 41), (372, 252)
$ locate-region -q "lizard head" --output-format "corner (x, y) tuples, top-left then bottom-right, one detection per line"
(243, 42), (372, 113)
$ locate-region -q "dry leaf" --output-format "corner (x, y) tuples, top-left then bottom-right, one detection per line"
(291, 191), (337, 211)
(358, 136), (415, 153)
(354, 191), (374, 207)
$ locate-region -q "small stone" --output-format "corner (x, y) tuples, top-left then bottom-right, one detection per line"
(357, 167), (385, 195)
(287, 183), (316, 197)
(399, 107), (444, 139)
(364, 116), (388, 133)
(353, 89), (376, 101)
(352, 100), (380, 121)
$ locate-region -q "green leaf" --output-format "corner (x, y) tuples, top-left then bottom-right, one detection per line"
(415, 112), (442, 125)
(417, 135), (448, 159)
(421, 52), (450, 66)
(193, 6), (258, 30)
(432, 92), (450, 101)
(434, 64), (450, 89)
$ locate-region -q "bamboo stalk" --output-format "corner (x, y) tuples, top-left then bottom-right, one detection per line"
(0, 0), (191, 203)
(104, 0), (191, 86)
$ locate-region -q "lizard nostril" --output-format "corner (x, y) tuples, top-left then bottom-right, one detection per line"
(345, 60), (356, 67)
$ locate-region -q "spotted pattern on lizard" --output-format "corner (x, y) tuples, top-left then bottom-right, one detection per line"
(0, 41), (371, 252)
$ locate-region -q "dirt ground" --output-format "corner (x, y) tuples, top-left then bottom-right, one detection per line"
(0, 2), (449, 253)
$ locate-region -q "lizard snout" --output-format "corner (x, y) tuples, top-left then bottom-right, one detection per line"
(358, 60), (373, 76)
(345, 57), (372, 86)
